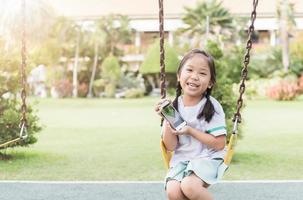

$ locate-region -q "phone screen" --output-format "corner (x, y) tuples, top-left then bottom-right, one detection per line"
(161, 104), (186, 131)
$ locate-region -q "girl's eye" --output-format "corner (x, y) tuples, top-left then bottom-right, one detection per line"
(200, 72), (206, 75)
(186, 68), (192, 72)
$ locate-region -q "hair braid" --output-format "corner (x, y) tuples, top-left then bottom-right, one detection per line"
(198, 88), (215, 122)
(172, 81), (182, 111)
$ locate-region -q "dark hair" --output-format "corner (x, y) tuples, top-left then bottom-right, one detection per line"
(172, 49), (216, 122)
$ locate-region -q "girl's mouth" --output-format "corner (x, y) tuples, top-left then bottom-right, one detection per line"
(187, 82), (199, 88)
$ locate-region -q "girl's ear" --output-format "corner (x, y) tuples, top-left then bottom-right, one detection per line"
(177, 74), (180, 81)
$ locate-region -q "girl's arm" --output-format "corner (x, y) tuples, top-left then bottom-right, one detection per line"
(188, 127), (225, 150)
(175, 126), (225, 151)
(162, 121), (178, 151)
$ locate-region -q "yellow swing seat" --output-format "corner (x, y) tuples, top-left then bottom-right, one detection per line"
(160, 133), (237, 170)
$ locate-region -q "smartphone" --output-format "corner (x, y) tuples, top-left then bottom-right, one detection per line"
(160, 100), (187, 131)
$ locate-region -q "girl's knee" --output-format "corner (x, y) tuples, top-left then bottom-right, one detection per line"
(180, 175), (204, 199)
(166, 180), (185, 200)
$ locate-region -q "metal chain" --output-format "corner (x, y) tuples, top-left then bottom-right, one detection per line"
(20, 0), (27, 130)
(232, 0), (258, 133)
(158, 0), (166, 99)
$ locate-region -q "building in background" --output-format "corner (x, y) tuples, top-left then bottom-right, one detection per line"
(50, 0), (303, 45)
(49, 0), (303, 70)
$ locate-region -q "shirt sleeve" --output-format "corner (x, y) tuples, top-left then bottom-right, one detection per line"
(205, 101), (227, 137)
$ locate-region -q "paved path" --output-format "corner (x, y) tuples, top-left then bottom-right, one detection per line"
(0, 181), (302, 200)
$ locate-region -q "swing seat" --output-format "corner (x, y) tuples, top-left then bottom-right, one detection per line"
(160, 133), (237, 169)
(160, 140), (173, 169)
(0, 122), (28, 148)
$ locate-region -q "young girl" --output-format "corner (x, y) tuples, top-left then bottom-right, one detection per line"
(155, 49), (228, 200)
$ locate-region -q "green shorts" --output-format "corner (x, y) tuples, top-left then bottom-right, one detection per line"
(165, 158), (228, 189)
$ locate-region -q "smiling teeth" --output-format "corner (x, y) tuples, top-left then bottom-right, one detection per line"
(188, 83), (197, 87)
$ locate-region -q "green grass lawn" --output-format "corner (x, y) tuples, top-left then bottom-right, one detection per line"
(0, 97), (302, 181)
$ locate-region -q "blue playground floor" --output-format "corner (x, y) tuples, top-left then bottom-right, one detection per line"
(0, 180), (302, 200)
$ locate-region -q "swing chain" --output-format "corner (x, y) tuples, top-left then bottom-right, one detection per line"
(232, 0), (258, 128)
(158, 0), (166, 100)
(232, 116), (239, 134)
(20, 0), (27, 133)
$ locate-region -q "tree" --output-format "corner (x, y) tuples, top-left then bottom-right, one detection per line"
(45, 17), (84, 98)
(100, 55), (122, 97)
(204, 41), (240, 141)
(180, 0), (235, 47)
(140, 40), (179, 93)
(0, 41), (42, 154)
(276, 0), (296, 72)
(0, 0), (55, 49)
(86, 25), (106, 97)
(97, 14), (133, 57)
(85, 14), (132, 97)
(72, 26), (81, 98)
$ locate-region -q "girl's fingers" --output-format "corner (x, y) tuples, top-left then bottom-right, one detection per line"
(173, 131), (181, 135)
(154, 98), (172, 115)
(154, 104), (163, 113)
(166, 122), (174, 130)
(165, 122), (174, 131)
(157, 99), (171, 107)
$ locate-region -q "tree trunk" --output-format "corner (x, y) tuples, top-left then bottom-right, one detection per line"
(72, 31), (80, 98)
(204, 15), (210, 46)
(280, 0), (289, 72)
(146, 75), (156, 90)
(87, 43), (99, 98)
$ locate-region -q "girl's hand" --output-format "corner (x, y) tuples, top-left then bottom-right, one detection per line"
(171, 125), (192, 136)
(154, 98), (171, 116)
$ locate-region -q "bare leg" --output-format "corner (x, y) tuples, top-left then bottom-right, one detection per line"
(166, 180), (190, 200)
(180, 174), (213, 200)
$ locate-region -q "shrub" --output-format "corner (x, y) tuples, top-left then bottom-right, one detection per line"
(249, 47), (282, 79)
(116, 73), (146, 98)
(0, 99), (42, 150)
(290, 57), (303, 77)
(53, 79), (73, 98)
(244, 79), (271, 99)
(212, 78), (238, 141)
(206, 41), (241, 141)
(101, 55), (121, 84)
(104, 83), (116, 98)
(266, 80), (299, 101)
(205, 40), (223, 59)
(118, 72), (145, 91)
(0, 57), (42, 151)
(290, 32), (303, 60)
(78, 83), (89, 97)
(140, 39), (179, 74)
(248, 46), (303, 79)
(297, 74), (303, 94)
(124, 88), (145, 98)
(100, 56), (121, 97)
(140, 40), (179, 93)
(93, 79), (107, 97)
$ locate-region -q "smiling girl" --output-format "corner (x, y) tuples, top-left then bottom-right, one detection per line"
(155, 49), (228, 200)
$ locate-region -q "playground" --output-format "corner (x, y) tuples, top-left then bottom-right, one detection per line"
(1, 98), (303, 199)
(1, 0), (303, 199)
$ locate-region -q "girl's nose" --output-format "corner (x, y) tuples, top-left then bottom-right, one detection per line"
(190, 73), (199, 80)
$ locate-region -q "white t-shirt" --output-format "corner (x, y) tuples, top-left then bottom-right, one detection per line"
(169, 96), (227, 167)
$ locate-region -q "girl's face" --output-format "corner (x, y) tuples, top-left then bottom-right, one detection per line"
(178, 54), (213, 99)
